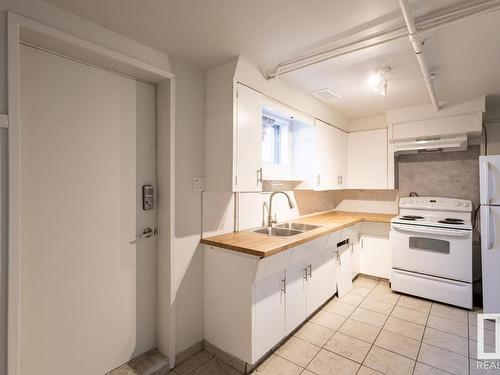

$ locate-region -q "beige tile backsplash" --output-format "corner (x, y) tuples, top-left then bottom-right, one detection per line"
(398, 146), (480, 207)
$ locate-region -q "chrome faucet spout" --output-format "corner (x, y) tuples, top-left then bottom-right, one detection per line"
(268, 191), (295, 227)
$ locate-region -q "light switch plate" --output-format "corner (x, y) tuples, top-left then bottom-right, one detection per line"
(193, 177), (206, 192)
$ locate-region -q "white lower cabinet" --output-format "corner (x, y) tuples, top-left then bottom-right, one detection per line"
(204, 222), (391, 365)
(360, 222), (391, 279)
(351, 238), (361, 278)
(285, 260), (307, 335)
(336, 243), (353, 297)
(254, 270), (286, 360)
(204, 233), (339, 365)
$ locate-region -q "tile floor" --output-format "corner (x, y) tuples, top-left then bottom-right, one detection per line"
(169, 277), (500, 375)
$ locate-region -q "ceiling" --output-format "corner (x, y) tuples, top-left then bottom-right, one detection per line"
(41, 0), (500, 119)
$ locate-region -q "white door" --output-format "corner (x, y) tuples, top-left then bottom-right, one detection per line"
(480, 156), (500, 205)
(285, 260), (307, 335)
(19, 45), (157, 375)
(480, 206), (500, 313)
(336, 245), (353, 297)
(253, 271), (286, 360)
(235, 84), (263, 192)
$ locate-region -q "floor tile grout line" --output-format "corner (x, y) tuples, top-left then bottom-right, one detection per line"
(302, 277), (381, 375)
(412, 300), (432, 375)
(274, 278), (379, 375)
(358, 280), (405, 375)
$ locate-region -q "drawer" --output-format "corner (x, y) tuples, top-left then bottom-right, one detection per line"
(391, 269), (472, 309)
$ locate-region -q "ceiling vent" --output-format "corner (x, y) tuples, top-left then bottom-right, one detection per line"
(311, 88), (340, 102)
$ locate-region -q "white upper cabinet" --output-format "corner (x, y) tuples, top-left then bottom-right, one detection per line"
(235, 84), (263, 191)
(307, 120), (348, 191)
(347, 129), (388, 189)
(315, 120), (334, 190)
(205, 62), (263, 191)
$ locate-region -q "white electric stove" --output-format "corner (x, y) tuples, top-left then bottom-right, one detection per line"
(390, 197), (473, 309)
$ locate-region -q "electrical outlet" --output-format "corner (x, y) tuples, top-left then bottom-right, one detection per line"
(193, 177), (206, 192)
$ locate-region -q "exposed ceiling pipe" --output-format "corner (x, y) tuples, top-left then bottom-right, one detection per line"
(399, 0), (439, 111)
(265, 0), (500, 79)
(399, 0), (440, 111)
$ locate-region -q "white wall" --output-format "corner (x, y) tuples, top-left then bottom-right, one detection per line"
(169, 57), (205, 354)
(349, 114), (387, 132)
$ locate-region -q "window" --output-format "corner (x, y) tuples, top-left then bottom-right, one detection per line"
(262, 113), (290, 165)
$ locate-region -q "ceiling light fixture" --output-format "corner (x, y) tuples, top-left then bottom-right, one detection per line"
(367, 67), (391, 96)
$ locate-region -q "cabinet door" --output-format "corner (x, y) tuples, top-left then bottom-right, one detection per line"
(314, 120), (334, 190)
(360, 235), (391, 278)
(351, 240), (361, 279)
(285, 260), (307, 335)
(336, 245), (353, 297)
(347, 129), (388, 189)
(253, 270), (286, 360)
(306, 251), (335, 316)
(332, 128), (348, 189)
(235, 84), (263, 192)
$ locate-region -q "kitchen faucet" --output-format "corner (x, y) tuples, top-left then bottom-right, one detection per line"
(268, 191), (295, 227)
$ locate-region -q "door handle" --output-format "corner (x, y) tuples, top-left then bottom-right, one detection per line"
(487, 207), (495, 250)
(483, 161), (491, 203)
(257, 168), (263, 185)
(140, 227), (156, 239)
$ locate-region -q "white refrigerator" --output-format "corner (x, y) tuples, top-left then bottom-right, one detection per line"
(480, 155), (500, 313)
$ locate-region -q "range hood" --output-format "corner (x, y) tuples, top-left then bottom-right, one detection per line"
(393, 135), (468, 154)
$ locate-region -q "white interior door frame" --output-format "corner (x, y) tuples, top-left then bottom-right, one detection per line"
(7, 12), (177, 375)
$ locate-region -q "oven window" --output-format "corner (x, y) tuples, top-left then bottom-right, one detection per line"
(409, 237), (450, 254)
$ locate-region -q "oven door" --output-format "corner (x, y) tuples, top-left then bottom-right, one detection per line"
(390, 223), (472, 282)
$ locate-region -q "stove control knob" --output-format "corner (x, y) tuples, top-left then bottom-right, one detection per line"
(455, 201), (462, 207)
(463, 201), (470, 207)
(408, 199), (413, 204)
(401, 199), (407, 205)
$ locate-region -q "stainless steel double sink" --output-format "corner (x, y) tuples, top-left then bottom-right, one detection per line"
(253, 222), (321, 237)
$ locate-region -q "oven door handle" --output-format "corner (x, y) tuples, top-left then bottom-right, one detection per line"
(391, 224), (471, 238)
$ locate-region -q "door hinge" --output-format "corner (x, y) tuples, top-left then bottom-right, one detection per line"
(235, 175), (238, 186)
(361, 238), (364, 249)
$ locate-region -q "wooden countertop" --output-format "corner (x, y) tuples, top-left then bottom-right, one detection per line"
(200, 211), (395, 258)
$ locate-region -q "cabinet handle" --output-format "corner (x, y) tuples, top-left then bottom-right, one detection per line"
(303, 267), (308, 281)
(338, 175), (343, 185)
(317, 174), (321, 186)
(308, 264), (312, 278)
(257, 168), (263, 185)
(281, 276), (286, 294)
